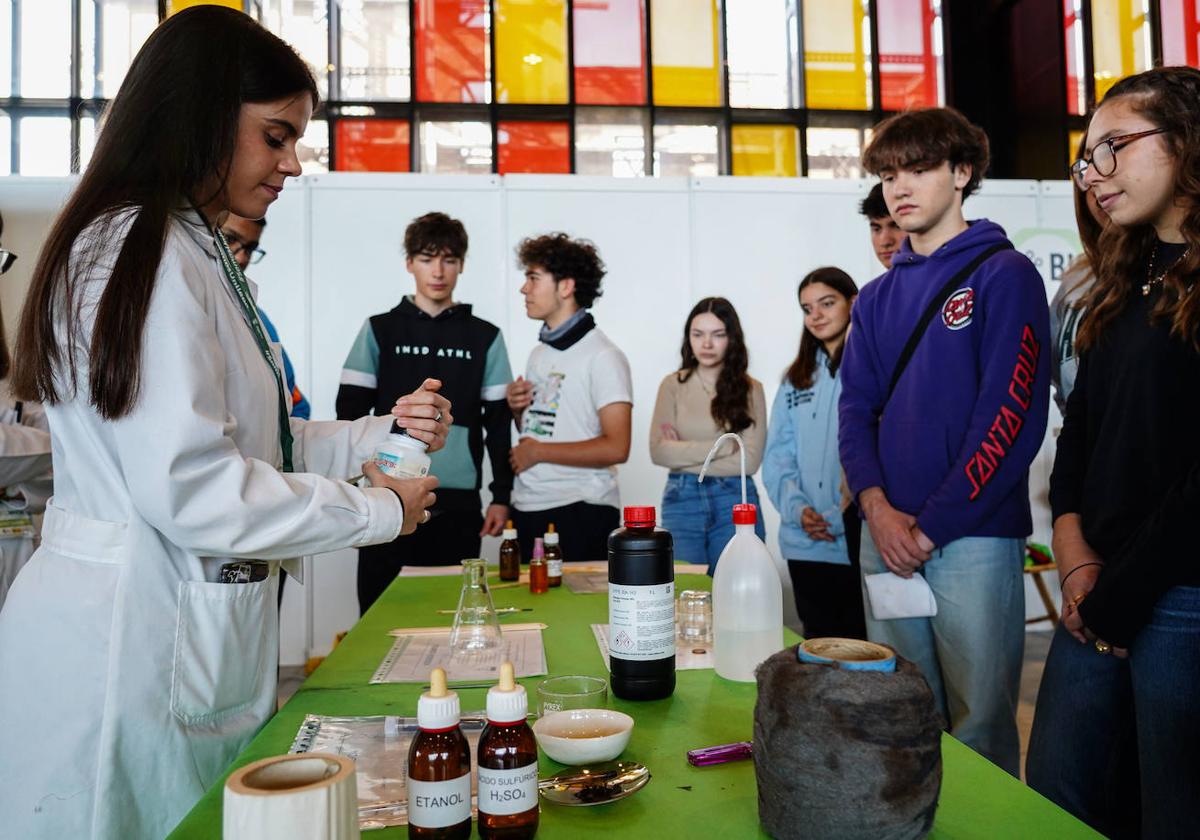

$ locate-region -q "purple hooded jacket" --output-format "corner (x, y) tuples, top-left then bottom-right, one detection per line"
(838, 220), (1051, 548)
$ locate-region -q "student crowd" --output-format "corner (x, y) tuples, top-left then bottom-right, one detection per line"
(0, 7), (1194, 839)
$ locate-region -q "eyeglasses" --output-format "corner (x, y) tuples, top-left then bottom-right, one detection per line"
(1070, 128), (1167, 190)
(222, 233), (267, 265)
(0, 249), (16, 275)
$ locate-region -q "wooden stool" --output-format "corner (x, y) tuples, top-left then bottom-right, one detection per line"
(1024, 562), (1059, 626)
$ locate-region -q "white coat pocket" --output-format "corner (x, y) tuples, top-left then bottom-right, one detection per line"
(170, 576), (274, 725)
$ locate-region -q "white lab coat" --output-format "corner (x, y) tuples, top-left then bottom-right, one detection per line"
(0, 208), (404, 839)
(0, 383), (52, 608)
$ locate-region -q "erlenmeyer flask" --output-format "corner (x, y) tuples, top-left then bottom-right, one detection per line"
(449, 558), (503, 654)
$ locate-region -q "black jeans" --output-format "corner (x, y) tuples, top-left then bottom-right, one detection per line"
(356, 507), (484, 615)
(511, 502), (620, 565)
(786, 503), (866, 639)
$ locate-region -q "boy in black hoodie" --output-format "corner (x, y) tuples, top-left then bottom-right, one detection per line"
(338, 212), (514, 613)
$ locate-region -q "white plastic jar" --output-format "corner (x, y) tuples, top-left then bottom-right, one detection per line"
(372, 428), (431, 479)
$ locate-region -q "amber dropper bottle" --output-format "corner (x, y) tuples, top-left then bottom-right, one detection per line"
(477, 661), (539, 839)
(529, 537), (549, 594)
(406, 667), (472, 839)
(544, 524), (562, 588)
(499, 521), (521, 582)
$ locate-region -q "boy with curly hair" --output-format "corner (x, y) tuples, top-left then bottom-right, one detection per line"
(506, 233), (632, 563)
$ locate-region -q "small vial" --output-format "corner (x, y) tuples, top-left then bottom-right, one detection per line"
(544, 525), (562, 588)
(477, 661), (539, 839)
(374, 422), (432, 480)
(529, 538), (548, 595)
(407, 668), (471, 839)
(499, 521), (520, 582)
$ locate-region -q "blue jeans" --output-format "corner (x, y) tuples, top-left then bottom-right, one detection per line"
(661, 473), (766, 575)
(1026, 586), (1200, 840)
(860, 530), (1025, 776)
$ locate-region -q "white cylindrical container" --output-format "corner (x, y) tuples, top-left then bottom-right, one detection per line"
(224, 753), (359, 840)
(712, 503), (784, 682)
(372, 426), (431, 479)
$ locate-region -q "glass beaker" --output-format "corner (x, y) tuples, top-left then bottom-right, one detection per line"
(677, 590), (713, 645)
(449, 558), (503, 654)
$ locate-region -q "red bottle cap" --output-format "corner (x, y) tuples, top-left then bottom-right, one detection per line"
(732, 503), (757, 525)
(624, 506), (657, 528)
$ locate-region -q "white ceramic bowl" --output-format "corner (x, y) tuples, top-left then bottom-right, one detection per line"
(533, 708), (634, 765)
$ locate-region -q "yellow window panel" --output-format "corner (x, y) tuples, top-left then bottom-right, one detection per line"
(166, 0), (244, 14)
(732, 125), (798, 177)
(495, 0), (569, 104)
(1091, 0), (1151, 101)
(803, 0), (871, 110)
(651, 0), (722, 107)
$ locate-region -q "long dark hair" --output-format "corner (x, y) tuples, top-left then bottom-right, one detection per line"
(1076, 66), (1200, 351)
(785, 267), (859, 390)
(0, 210), (8, 380)
(13, 7), (317, 417)
(678, 297), (754, 433)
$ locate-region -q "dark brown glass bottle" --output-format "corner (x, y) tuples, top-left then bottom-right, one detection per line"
(407, 668), (472, 840)
(499, 521), (520, 582)
(544, 524), (562, 588)
(478, 662), (539, 839)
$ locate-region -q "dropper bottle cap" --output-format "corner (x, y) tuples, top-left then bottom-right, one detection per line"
(485, 662), (528, 725)
(544, 523), (559, 546)
(502, 519), (517, 541)
(532, 538), (545, 559)
(417, 667), (461, 730)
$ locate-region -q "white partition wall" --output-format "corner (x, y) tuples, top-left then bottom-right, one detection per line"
(0, 174), (1081, 664)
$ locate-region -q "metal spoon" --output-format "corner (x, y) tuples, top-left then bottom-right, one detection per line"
(537, 761), (650, 806)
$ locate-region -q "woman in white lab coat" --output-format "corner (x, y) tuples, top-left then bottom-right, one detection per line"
(0, 210), (53, 608)
(0, 9), (449, 839)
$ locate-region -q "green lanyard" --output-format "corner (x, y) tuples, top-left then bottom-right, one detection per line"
(212, 227), (294, 473)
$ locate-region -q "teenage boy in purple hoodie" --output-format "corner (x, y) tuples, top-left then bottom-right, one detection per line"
(839, 108), (1050, 777)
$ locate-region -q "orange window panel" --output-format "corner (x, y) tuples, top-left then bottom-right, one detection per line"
(335, 119), (411, 172)
(415, 0), (490, 103)
(497, 121), (570, 173)
(574, 0), (647, 105)
(877, 0), (941, 111)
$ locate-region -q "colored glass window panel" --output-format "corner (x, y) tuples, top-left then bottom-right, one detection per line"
(574, 0), (646, 105)
(575, 107), (647, 177)
(495, 0), (568, 104)
(80, 1), (158, 99)
(262, 1), (331, 99)
(731, 125), (798, 177)
(1064, 0), (1087, 115)
(877, 0), (943, 111)
(166, 0), (241, 13)
(651, 0), (722, 107)
(803, 0), (871, 110)
(1091, 0), (1151, 101)
(340, 0), (412, 100)
(806, 126), (867, 178)
(419, 120), (493, 173)
(727, 0), (800, 108)
(336, 119), (412, 171)
(1159, 0), (1200, 68)
(653, 122), (719, 177)
(498, 121), (570, 173)
(1068, 128), (1086, 177)
(415, 0), (490, 103)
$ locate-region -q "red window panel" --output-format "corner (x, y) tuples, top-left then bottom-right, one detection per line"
(877, 0), (941, 111)
(497, 121), (571, 174)
(1064, 0), (1086, 115)
(415, 0), (490, 103)
(335, 119), (411, 172)
(1160, 0), (1200, 69)
(573, 0), (647, 105)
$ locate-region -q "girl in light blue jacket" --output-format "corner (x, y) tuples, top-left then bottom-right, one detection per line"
(763, 267), (863, 639)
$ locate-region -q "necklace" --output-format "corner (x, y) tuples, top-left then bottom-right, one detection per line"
(1143, 244), (1189, 296)
(695, 371), (717, 396)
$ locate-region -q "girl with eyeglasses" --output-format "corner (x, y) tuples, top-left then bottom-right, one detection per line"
(1027, 66), (1200, 839)
(0, 9), (450, 837)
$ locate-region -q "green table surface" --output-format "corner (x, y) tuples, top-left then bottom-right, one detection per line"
(169, 572), (1100, 839)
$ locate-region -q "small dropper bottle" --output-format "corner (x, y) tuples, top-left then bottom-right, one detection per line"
(543, 524), (562, 588)
(406, 667), (471, 839)
(499, 520), (520, 582)
(477, 661), (539, 839)
(529, 538), (548, 595)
